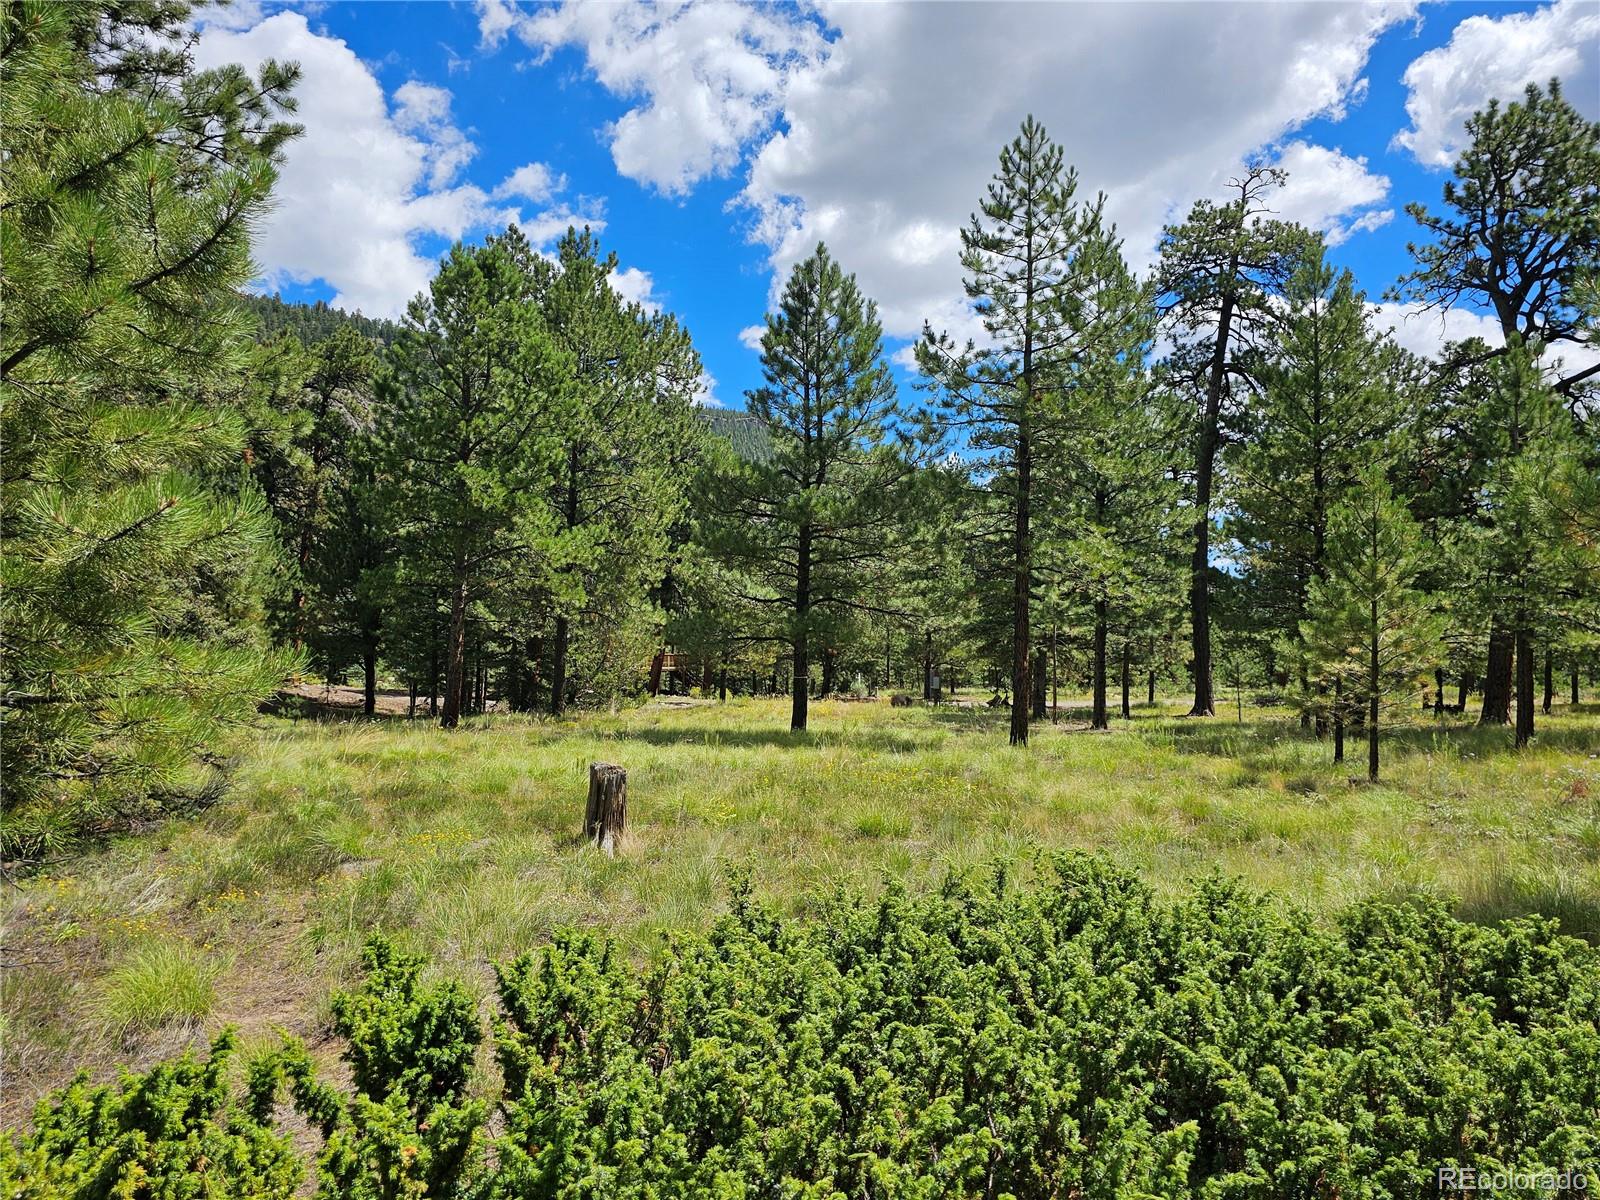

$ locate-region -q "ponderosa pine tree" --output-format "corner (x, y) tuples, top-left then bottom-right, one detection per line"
(1229, 248), (1404, 716)
(1471, 348), (1589, 747)
(1301, 468), (1442, 782)
(1041, 246), (1178, 730)
(515, 227), (703, 716)
(1395, 79), (1600, 394)
(245, 327), (379, 663)
(1394, 78), (1600, 733)
(378, 234), (571, 729)
(0, 1), (302, 853)
(919, 117), (1118, 745)
(1156, 167), (1311, 717)
(703, 244), (916, 732)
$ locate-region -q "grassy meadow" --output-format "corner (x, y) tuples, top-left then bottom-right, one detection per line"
(5, 692), (1600, 1124)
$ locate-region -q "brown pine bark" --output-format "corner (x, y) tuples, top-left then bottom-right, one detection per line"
(1011, 424), (1032, 745)
(440, 573), (468, 729)
(792, 521), (812, 731)
(1478, 628), (1513, 726)
(1120, 641), (1131, 719)
(1514, 627), (1535, 748)
(1091, 602), (1109, 730)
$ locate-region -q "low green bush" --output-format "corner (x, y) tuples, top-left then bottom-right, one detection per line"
(5, 855), (1597, 1198)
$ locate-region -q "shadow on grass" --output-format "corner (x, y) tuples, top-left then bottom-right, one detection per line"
(1144, 707), (1600, 764)
(622, 726), (928, 754)
(1453, 872), (1600, 945)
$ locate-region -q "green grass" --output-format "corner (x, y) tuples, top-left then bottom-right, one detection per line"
(5, 693), (1599, 1122)
(99, 942), (221, 1038)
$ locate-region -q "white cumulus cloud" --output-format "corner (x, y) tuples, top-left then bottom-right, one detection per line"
(195, 13), (597, 318)
(1269, 141), (1392, 247)
(499, 0), (1416, 343)
(493, 161), (566, 203)
(609, 265), (661, 314)
(478, 0), (827, 196)
(1394, 0), (1600, 167)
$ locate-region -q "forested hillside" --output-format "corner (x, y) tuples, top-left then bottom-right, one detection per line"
(239, 292), (400, 346)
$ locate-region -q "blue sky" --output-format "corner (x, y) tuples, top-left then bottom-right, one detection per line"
(195, 0), (1600, 407)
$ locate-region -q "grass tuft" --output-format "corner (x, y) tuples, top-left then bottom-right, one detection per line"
(100, 942), (221, 1037)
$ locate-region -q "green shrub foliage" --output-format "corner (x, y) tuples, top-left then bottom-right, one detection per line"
(0, 1031), (302, 1199)
(7, 858), (1598, 1197)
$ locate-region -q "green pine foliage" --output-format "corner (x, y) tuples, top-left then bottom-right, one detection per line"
(917, 117), (1119, 744)
(9, 862), (1600, 1197)
(1301, 468), (1444, 780)
(377, 230), (572, 728)
(0, 1), (303, 856)
(518, 227), (705, 716)
(700, 244), (920, 730)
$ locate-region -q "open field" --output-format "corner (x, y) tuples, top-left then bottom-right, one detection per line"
(5, 694), (1599, 1124)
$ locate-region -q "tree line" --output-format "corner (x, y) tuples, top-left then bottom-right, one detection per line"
(3, 1), (1597, 856)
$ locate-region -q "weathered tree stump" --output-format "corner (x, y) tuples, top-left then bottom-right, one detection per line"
(585, 762), (627, 854)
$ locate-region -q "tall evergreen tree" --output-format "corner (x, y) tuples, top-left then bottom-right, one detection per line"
(1156, 167), (1311, 716)
(378, 234), (571, 729)
(1229, 249), (1404, 713)
(1302, 469), (1442, 782)
(1041, 247), (1178, 730)
(1394, 79), (1600, 394)
(919, 117), (1118, 745)
(517, 228), (704, 716)
(0, 1), (302, 853)
(1394, 78), (1600, 733)
(702, 244), (916, 732)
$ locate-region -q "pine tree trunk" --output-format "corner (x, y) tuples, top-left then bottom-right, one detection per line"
(1147, 669), (1155, 706)
(1433, 668), (1444, 716)
(408, 679), (417, 719)
(1514, 626), (1535, 748)
(1542, 648), (1553, 714)
(792, 523), (811, 732)
(584, 763), (626, 855)
(549, 615), (570, 717)
(1333, 675), (1344, 765)
(1030, 648), (1047, 720)
(1120, 641), (1132, 720)
(1050, 629), (1059, 724)
(1091, 602), (1109, 730)
(1457, 673), (1471, 712)
(1573, 666), (1581, 706)
(1479, 628), (1513, 725)
(820, 647), (837, 698)
(1011, 427), (1032, 746)
(922, 632), (933, 701)
(363, 647), (377, 717)
(1188, 278), (1236, 718)
(718, 665), (727, 703)
(1368, 599), (1380, 784)
(441, 575), (468, 729)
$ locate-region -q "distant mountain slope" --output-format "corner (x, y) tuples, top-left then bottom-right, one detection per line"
(240, 293), (400, 346)
(698, 408), (771, 463)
